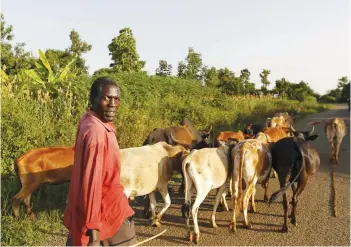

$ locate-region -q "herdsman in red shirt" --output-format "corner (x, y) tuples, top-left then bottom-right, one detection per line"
(64, 76), (135, 246)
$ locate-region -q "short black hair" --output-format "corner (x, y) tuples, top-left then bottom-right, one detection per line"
(89, 76), (120, 103)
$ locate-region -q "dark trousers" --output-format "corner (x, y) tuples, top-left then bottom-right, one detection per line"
(66, 218), (136, 246)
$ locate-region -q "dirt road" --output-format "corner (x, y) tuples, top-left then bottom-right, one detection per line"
(131, 105), (350, 246)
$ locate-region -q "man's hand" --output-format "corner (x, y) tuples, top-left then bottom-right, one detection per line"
(88, 240), (101, 246)
(87, 229), (100, 246)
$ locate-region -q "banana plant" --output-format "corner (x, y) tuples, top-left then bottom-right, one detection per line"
(24, 49), (77, 91)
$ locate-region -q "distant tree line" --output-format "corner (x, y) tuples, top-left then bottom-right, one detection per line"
(1, 13), (348, 103)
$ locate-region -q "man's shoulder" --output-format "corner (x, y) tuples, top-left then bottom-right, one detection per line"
(78, 114), (107, 142)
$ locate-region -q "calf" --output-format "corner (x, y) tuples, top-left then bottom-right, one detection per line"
(324, 118), (347, 164)
(12, 146), (75, 219)
(268, 126), (320, 233)
(181, 145), (235, 244)
(229, 137), (272, 232)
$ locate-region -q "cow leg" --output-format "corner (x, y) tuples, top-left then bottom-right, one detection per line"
(179, 173), (185, 195)
(12, 183), (39, 219)
(143, 196), (151, 219)
(329, 139), (335, 163)
(148, 192), (158, 226)
(227, 178), (233, 198)
(153, 186), (171, 226)
(334, 139), (342, 165)
(229, 176), (240, 233)
(190, 183), (211, 244)
(217, 188), (226, 212)
(190, 186), (210, 244)
(249, 186), (256, 213)
(243, 178), (256, 229)
(221, 192), (229, 211)
(23, 194), (35, 220)
(281, 193), (289, 233)
(261, 175), (270, 203)
(290, 171), (308, 226)
(211, 185), (227, 228)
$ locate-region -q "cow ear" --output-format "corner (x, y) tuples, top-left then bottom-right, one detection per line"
(307, 134), (318, 141)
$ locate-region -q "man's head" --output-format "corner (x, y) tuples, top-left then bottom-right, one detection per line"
(89, 76), (121, 122)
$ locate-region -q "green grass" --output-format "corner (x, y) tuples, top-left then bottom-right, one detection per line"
(1, 72), (330, 246)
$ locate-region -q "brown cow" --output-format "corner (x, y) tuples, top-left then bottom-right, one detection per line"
(12, 146), (75, 219)
(229, 136), (272, 232)
(324, 118), (347, 164)
(265, 112), (294, 129)
(213, 131), (245, 147)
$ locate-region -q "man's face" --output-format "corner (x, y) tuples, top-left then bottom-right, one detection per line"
(92, 84), (121, 122)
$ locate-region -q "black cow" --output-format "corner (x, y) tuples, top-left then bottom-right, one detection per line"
(268, 125), (320, 232)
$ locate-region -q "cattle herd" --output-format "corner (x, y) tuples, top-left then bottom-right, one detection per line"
(12, 113), (347, 244)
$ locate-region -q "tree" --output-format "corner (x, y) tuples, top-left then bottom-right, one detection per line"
(0, 14), (34, 75)
(177, 61), (186, 78)
(274, 78), (290, 98)
(108, 28), (145, 72)
(259, 69), (271, 94)
(217, 68), (243, 95)
(239, 69), (253, 94)
(337, 76), (348, 90)
(202, 66), (219, 87)
(155, 60), (172, 76)
(177, 47), (203, 80)
(44, 29), (92, 75)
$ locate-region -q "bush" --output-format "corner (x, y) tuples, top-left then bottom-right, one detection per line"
(319, 95), (336, 103)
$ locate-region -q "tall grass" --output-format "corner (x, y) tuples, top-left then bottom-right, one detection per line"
(1, 72), (329, 246)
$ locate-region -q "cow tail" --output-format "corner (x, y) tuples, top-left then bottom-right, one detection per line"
(13, 156), (23, 187)
(269, 143), (304, 204)
(237, 148), (246, 214)
(181, 161), (192, 219)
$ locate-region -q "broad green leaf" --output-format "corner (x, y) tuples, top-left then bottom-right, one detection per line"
(1, 69), (8, 82)
(38, 49), (54, 82)
(24, 69), (45, 85)
(54, 55), (77, 83)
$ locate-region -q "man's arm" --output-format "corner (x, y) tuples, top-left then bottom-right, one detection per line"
(81, 141), (105, 244)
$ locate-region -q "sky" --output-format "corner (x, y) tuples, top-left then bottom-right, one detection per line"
(2, 0), (350, 95)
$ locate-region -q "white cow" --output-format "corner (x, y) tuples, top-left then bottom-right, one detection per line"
(181, 145), (234, 244)
(120, 142), (188, 227)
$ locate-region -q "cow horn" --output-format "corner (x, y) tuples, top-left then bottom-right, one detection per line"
(170, 132), (191, 149)
(207, 124), (213, 134)
(308, 125), (315, 136)
(132, 229), (167, 246)
(290, 125), (296, 132)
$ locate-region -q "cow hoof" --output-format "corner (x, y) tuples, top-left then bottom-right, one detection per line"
(290, 218), (297, 226)
(30, 214), (37, 221)
(211, 221), (218, 228)
(151, 220), (161, 227)
(281, 226), (288, 233)
(189, 231), (199, 244)
(229, 222), (236, 233)
(217, 205), (225, 212)
(244, 223), (252, 229)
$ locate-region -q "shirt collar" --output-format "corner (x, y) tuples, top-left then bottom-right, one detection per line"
(87, 109), (116, 133)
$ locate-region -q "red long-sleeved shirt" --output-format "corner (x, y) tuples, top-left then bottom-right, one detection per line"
(64, 110), (134, 246)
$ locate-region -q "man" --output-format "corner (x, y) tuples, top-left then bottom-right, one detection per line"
(64, 76), (136, 246)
